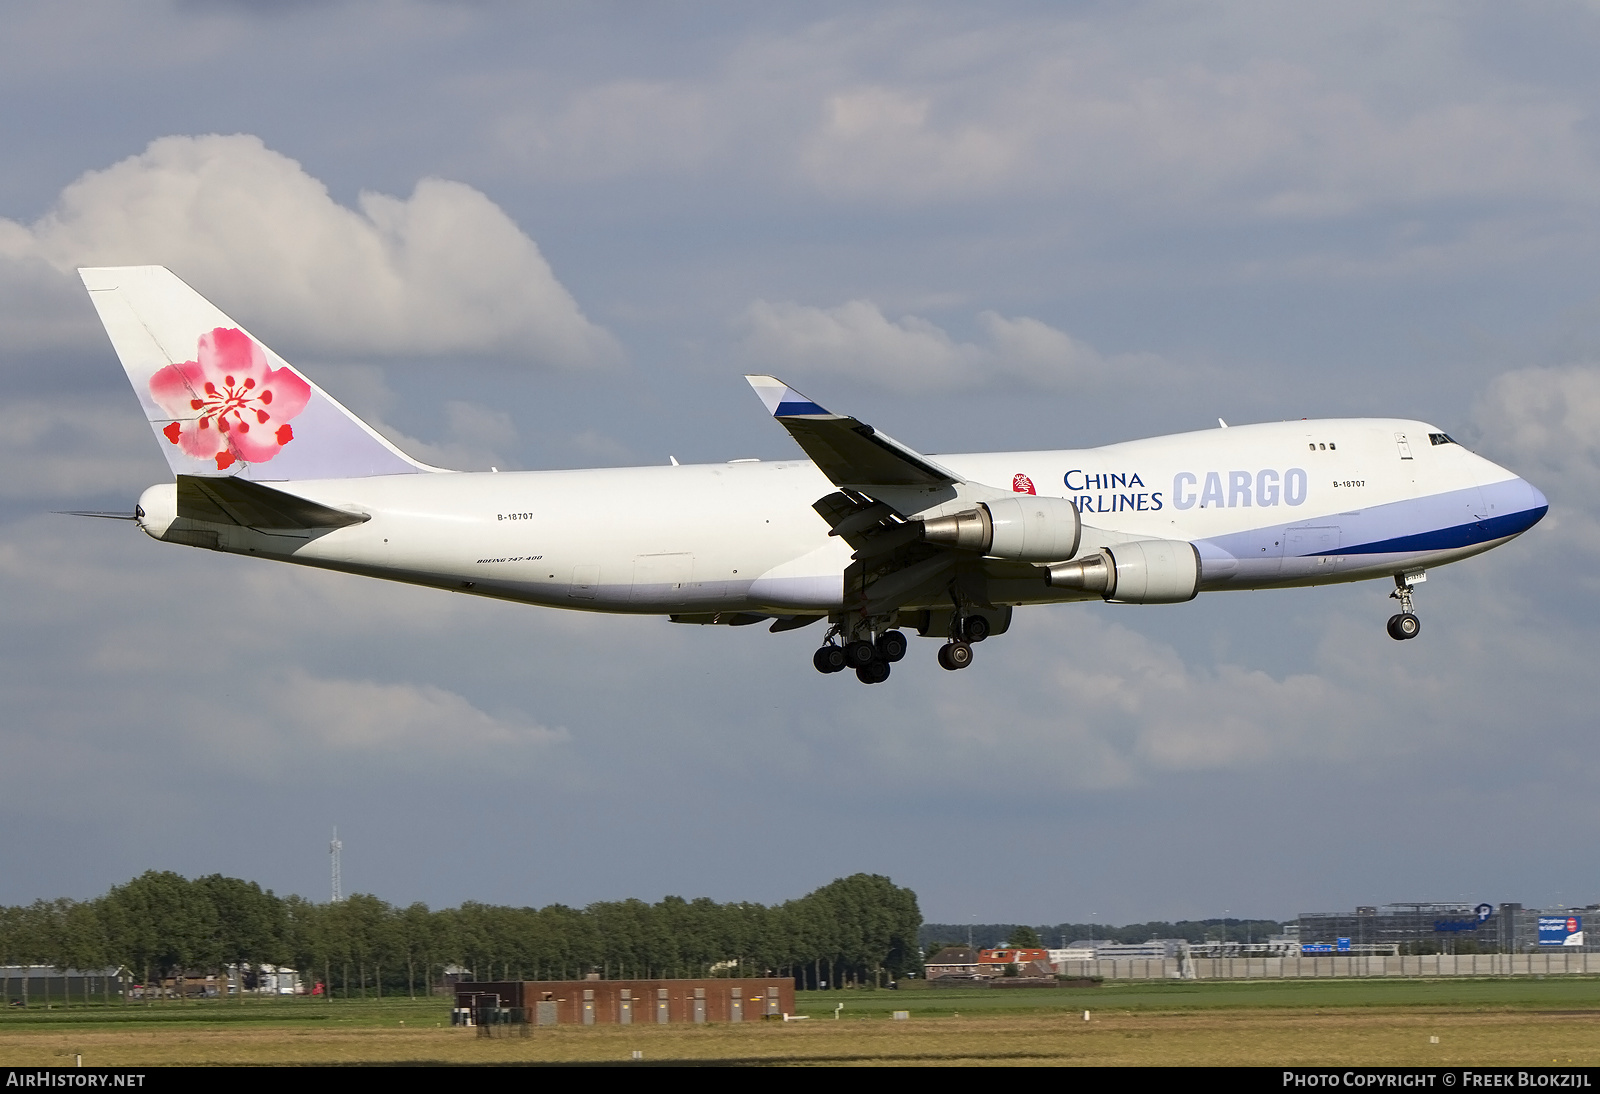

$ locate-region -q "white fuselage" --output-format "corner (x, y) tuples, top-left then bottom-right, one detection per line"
(135, 417), (1547, 616)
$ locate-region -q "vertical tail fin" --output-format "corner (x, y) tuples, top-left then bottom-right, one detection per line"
(80, 266), (437, 480)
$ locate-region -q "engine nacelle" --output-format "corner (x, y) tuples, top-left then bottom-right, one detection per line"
(921, 496), (1081, 562)
(1046, 540), (1201, 604)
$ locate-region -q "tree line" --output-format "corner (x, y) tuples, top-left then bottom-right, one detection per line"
(0, 872), (921, 999)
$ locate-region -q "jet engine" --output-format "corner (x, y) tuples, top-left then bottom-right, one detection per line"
(1046, 540), (1201, 604)
(920, 496), (1081, 562)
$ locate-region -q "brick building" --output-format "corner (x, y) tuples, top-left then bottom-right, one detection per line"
(455, 978), (794, 1025)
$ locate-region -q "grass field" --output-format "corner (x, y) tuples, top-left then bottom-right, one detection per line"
(3, 980), (1600, 1066)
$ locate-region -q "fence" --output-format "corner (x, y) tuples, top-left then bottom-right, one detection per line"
(1054, 951), (1600, 980)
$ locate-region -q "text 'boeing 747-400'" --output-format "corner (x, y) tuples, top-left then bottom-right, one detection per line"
(77, 266), (1547, 683)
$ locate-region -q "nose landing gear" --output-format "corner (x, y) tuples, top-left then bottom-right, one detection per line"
(1386, 571), (1424, 641)
(937, 641), (974, 670)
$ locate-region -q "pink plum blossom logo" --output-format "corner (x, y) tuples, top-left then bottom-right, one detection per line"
(148, 328), (311, 471)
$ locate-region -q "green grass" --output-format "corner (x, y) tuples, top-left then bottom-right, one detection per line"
(0, 994), (444, 1030)
(5, 976), (1600, 1033)
(793, 977), (1600, 1018)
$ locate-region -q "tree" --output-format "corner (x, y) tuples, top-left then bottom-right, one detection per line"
(4, 869), (927, 998)
(1009, 925), (1042, 948)
(193, 875), (287, 991)
(398, 903), (434, 998)
(55, 900), (111, 1004)
(101, 871), (220, 991)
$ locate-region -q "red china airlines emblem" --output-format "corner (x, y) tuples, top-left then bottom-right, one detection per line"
(1012, 473), (1036, 494)
(149, 327), (311, 471)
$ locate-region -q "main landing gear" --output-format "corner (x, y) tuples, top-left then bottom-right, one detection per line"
(811, 610), (995, 681)
(1386, 571), (1424, 641)
(813, 625), (907, 683)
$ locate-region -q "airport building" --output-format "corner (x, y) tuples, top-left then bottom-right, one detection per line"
(1, 967), (125, 1004)
(1297, 902), (1599, 953)
(1051, 939), (1192, 962)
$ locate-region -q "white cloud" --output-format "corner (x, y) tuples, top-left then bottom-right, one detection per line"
(1475, 363), (1600, 558)
(0, 135), (622, 366)
(797, 60), (1599, 213)
(373, 399), (520, 473)
(493, 80), (716, 181)
(258, 669), (566, 754)
(1477, 364), (1600, 486)
(736, 298), (1166, 393)
(792, 13), (1600, 214)
(0, 398), (163, 501)
(799, 85), (1021, 200)
(472, 12), (1600, 223)
(810, 609), (1388, 794)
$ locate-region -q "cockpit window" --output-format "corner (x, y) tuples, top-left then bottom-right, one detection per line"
(1429, 433), (1455, 446)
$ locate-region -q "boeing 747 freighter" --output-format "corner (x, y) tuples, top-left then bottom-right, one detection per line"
(79, 266), (1547, 683)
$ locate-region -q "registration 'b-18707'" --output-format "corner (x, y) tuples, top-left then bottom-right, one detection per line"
(78, 267), (1548, 683)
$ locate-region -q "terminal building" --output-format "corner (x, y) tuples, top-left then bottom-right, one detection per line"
(1297, 902), (1599, 952)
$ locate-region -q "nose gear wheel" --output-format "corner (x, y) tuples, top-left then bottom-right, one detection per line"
(1387, 613), (1421, 640)
(1386, 572), (1423, 641)
(938, 641), (974, 670)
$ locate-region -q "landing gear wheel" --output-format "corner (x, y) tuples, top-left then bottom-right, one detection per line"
(876, 630), (908, 663)
(1386, 613), (1421, 641)
(856, 661), (891, 684)
(845, 640), (878, 668)
(1387, 574), (1422, 640)
(813, 645), (847, 673)
(938, 641), (974, 671)
(963, 615), (990, 643)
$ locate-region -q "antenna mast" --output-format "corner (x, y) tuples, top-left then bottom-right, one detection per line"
(330, 827), (343, 903)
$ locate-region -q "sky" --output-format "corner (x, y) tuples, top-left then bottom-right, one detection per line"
(3, 1), (1600, 926)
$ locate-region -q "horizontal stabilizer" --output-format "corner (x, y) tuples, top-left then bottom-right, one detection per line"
(176, 475), (369, 530)
(744, 375), (957, 488)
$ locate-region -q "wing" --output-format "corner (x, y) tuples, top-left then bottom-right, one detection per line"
(747, 375), (1031, 614)
(744, 375), (961, 490)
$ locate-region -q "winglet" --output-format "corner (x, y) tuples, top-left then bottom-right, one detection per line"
(745, 375), (834, 418)
(743, 374), (960, 489)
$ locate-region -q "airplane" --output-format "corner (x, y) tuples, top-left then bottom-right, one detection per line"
(77, 266), (1548, 684)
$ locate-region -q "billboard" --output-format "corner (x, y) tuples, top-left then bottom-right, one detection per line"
(1301, 940), (1353, 954)
(1538, 916), (1583, 947)
(1434, 903), (1495, 934)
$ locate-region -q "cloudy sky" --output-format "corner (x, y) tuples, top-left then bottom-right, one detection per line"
(3, 1), (1600, 927)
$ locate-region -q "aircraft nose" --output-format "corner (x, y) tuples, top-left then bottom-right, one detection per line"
(1467, 444), (1548, 536)
(1524, 478), (1549, 517)
(1492, 473), (1548, 537)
